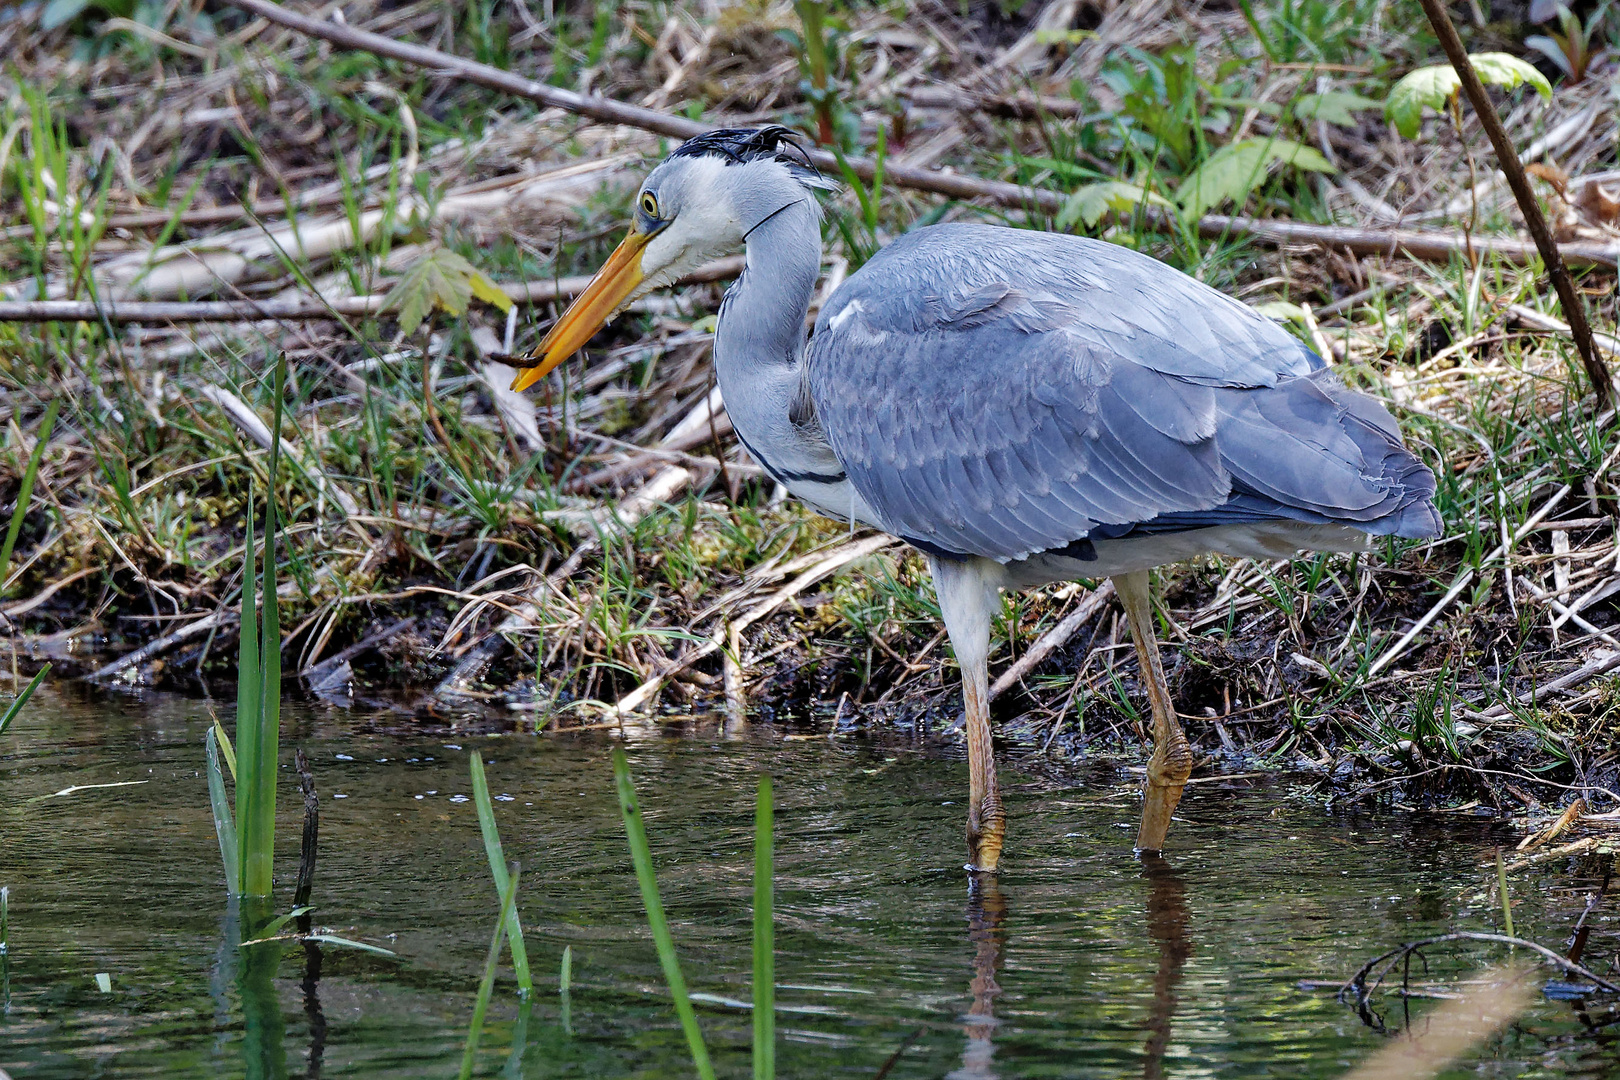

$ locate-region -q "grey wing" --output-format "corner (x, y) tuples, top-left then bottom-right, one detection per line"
(806, 224), (1438, 562)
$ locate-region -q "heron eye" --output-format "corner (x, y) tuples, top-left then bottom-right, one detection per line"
(640, 192), (659, 218)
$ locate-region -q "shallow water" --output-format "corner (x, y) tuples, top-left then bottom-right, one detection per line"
(0, 687), (1613, 1078)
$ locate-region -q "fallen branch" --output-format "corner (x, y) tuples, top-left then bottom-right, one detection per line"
(900, 85), (1083, 120)
(219, 0), (1620, 270)
(302, 616), (415, 682)
(88, 610), (237, 682)
(1477, 649), (1620, 719)
(0, 256), (747, 325)
(1344, 931), (1620, 1006)
(987, 582), (1113, 702)
(1498, 834), (1608, 871)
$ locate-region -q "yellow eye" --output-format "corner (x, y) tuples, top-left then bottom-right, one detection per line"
(639, 192), (659, 218)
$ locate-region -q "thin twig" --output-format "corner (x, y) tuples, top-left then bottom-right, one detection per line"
(1416, 0), (1612, 411)
(215, 0), (1620, 270)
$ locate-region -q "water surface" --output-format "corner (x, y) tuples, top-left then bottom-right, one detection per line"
(0, 688), (1611, 1077)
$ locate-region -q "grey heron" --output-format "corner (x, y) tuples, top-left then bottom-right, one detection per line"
(512, 126), (1440, 873)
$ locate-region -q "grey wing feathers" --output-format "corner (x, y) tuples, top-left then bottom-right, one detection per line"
(807, 223), (1439, 561)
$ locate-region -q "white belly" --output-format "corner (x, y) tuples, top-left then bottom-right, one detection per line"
(999, 521), (1371, 590)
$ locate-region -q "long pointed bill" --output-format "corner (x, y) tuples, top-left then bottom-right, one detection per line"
(509, 230), (650, 392)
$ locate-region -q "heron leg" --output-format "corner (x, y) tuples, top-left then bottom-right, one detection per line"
(929, 556), (1005, 874)
(1114, 570), (1192, 855)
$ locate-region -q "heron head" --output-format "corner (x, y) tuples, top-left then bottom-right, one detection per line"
(510, 126), (832, 392)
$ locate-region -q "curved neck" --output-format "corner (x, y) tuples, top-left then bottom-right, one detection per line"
(713, 194), (823, 474)
(717, 195), (820, 374)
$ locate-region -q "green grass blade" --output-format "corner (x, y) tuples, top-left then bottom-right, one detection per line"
(753, 773), (774, 1080)
(559, 945), (573, 1036)
(0, 663), (48, 739)
(1497, 848), (1515, 938)
(0, 399), (58, 594)
(469, 753), (533, 995)
(206, 727), (239, 896)
(2, 885), (10, 1011)
(247, 362), (285, 899)
(234, 481), (261, 895)
(460, 865), (521, 1080)
(612, 748), (715, 1080)
(212, 717), (237, 783)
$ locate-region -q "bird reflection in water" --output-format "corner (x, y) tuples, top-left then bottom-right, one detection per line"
(948, 879), (1008, 1080)
(946, 857), (1191, 1079)
(1140, 854), (1192, 1080)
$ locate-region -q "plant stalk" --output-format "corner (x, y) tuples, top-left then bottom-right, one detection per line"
(1415, 0), (1612, 412)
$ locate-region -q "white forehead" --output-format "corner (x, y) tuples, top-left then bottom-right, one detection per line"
(643, 154), (732, 204)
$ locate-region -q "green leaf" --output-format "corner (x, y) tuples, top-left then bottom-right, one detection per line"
(467, 268), (514, 314)
(613, 749), (716, 1080)
(384, 247), (509, 335)
(753, 773), (774, 1080)
(1472, 52), (1554, 98)
(1178, 139), (1335, 218)
(303, 934), (399, 957)
(1294, 91), (1383, 126)
(1386, 54), (1553, 138)
(1386, 65), (1461, 138)
(206, 726), (239, 896)
(1057, 181), (1174, 229)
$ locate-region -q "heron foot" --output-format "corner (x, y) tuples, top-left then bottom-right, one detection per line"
(967, 799), (1006, 874)
(1135, 729), (1193, 855)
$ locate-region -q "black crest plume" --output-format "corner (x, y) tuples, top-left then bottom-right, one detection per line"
(668, 125), (835, 190)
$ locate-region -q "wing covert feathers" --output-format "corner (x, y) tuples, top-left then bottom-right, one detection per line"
(807, 223), (1440, 561)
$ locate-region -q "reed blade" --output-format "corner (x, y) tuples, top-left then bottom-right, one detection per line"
(612, 748), (716, 1080)
(0, 398), (58, 595)
(753, 773), (774, 1080)
(238, 361), (287, 899)
(559, 944), (573, 1036)
(460, 864), (521, 1080)
(2, 885), (10, 1012)
(206, 726), (240, 896)
(233, 483), (261, 895)
(212, 716), (237, 782)
(0, 663), (48, 739)
(469, 753), (532, 995)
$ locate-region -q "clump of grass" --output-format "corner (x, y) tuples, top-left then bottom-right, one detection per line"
(613, 749), (778, 1079)
(200, 361), (287, 902)
(0, 398), (57, 595)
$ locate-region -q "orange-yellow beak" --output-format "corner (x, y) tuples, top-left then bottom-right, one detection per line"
(509, 229), (651, 392)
